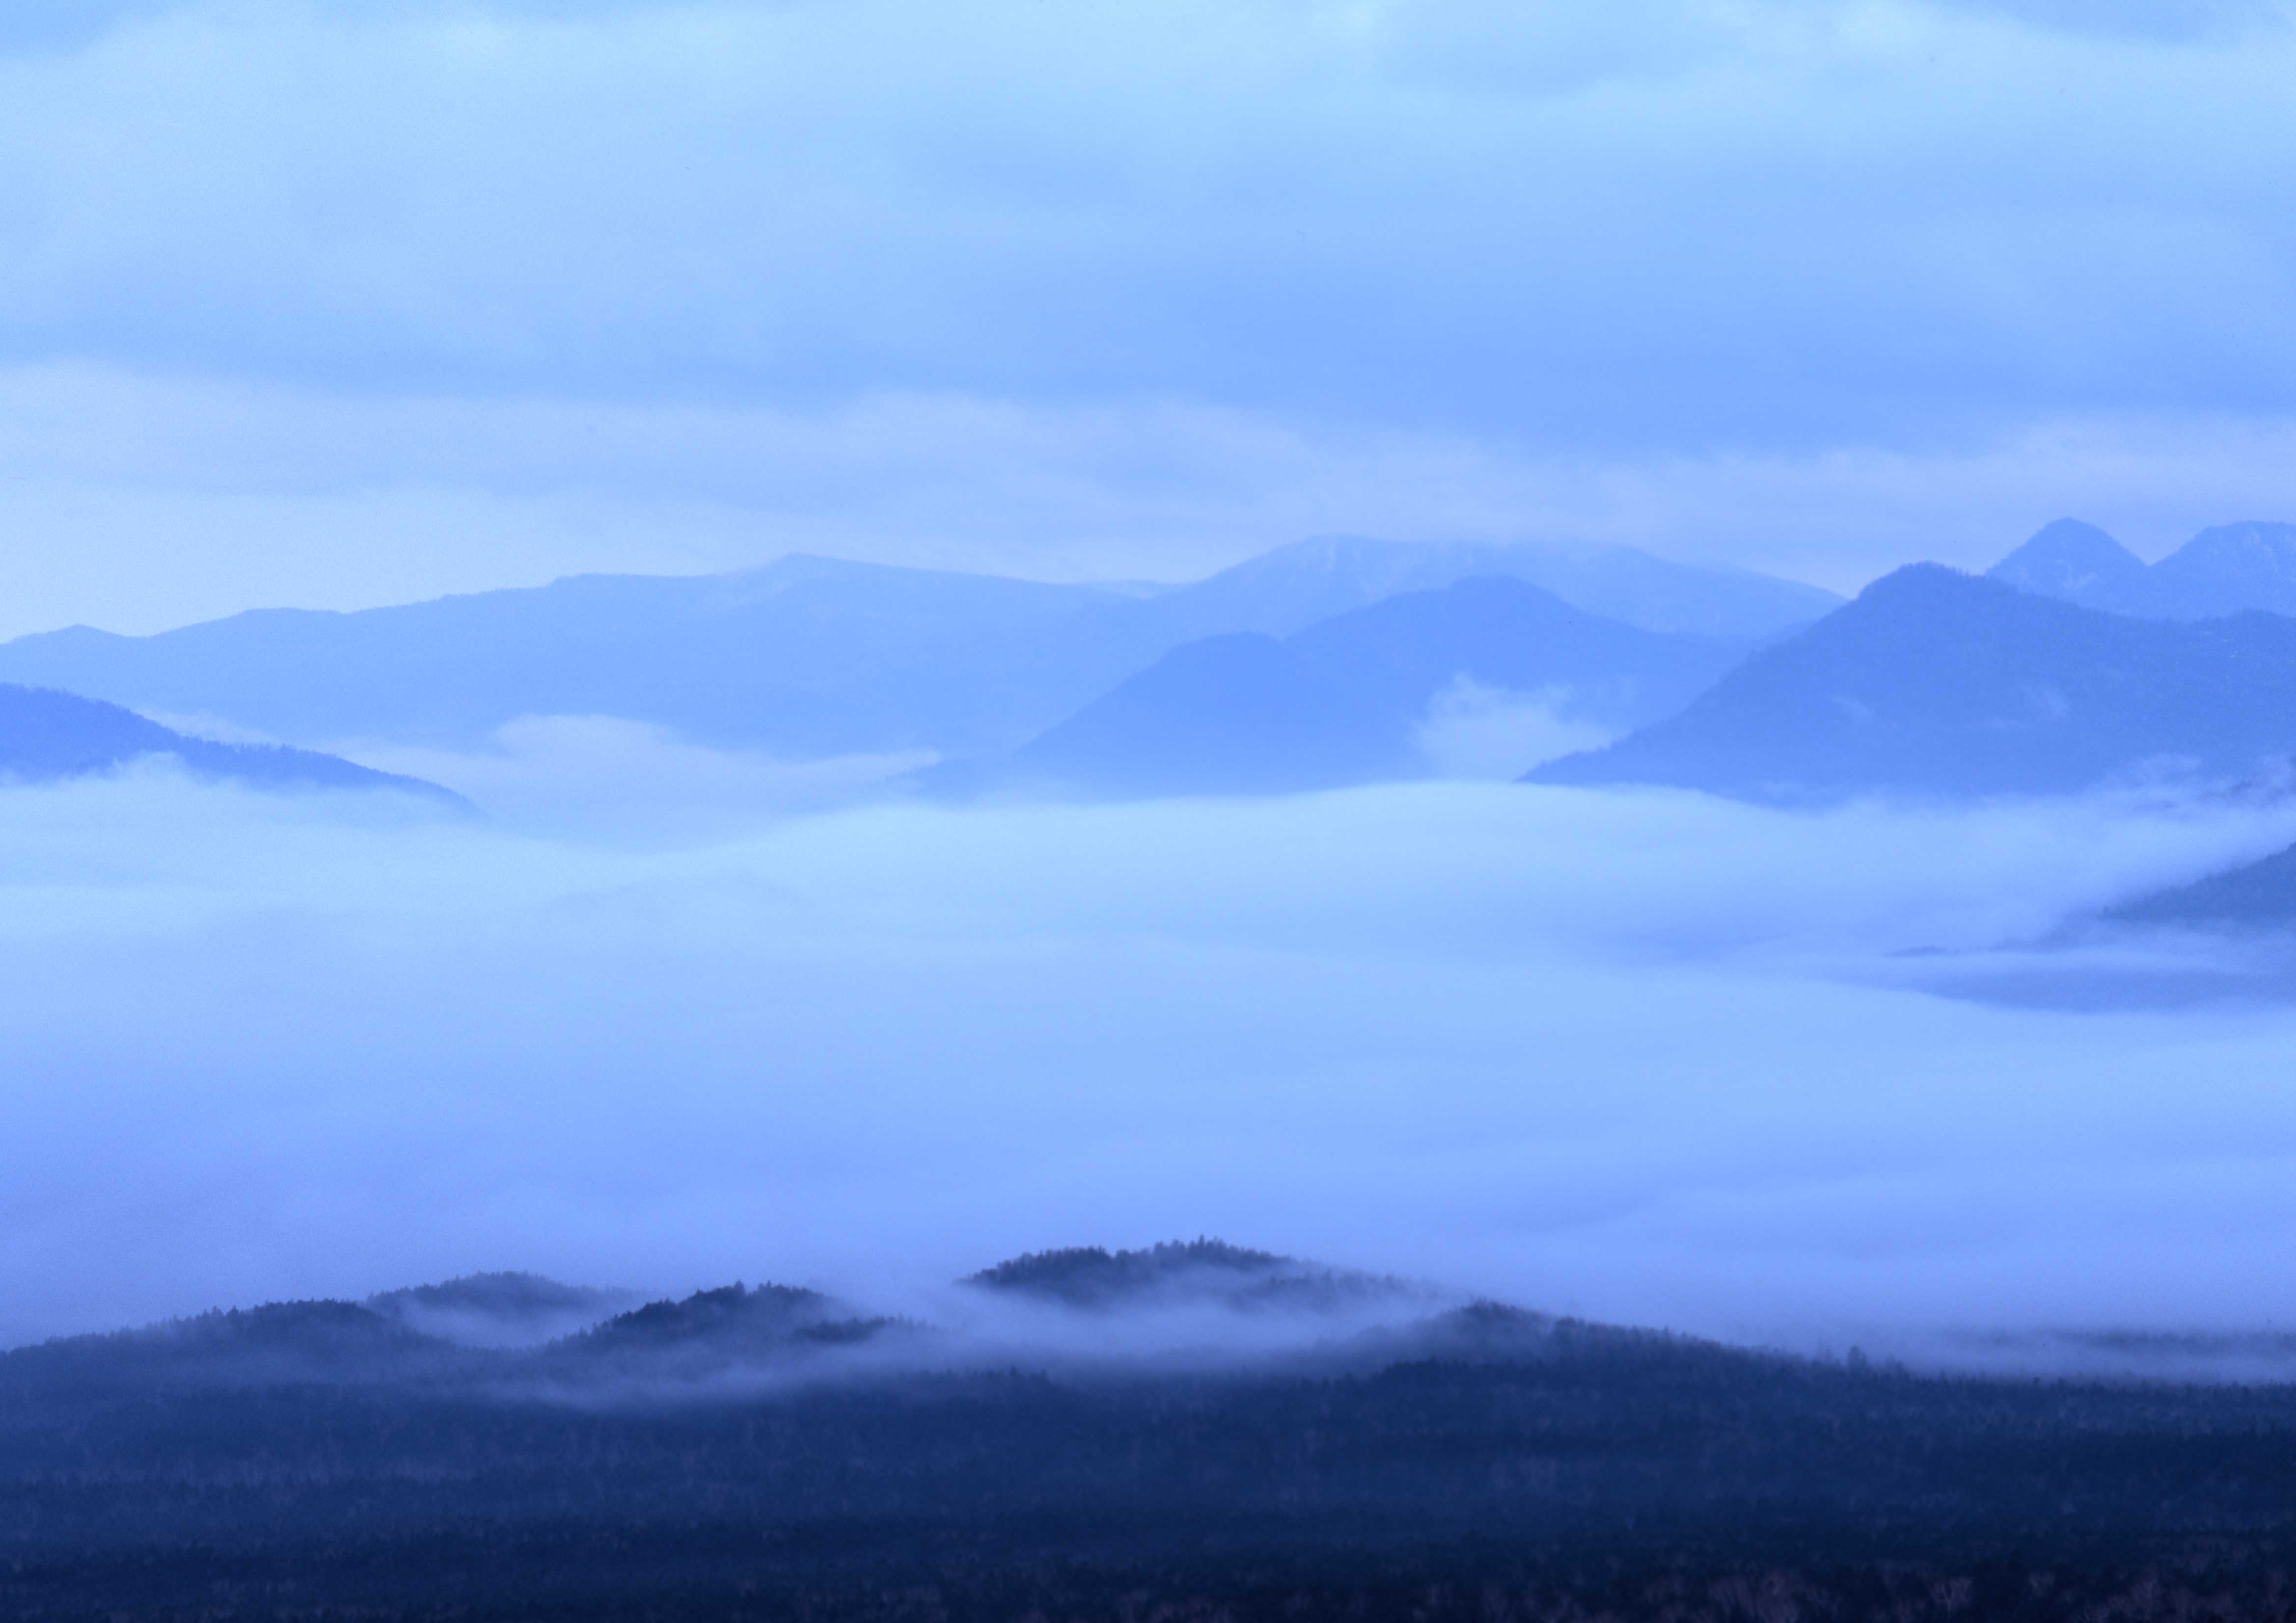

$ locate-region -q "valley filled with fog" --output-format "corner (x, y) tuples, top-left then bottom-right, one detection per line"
(9, 754), (2296, 1365)
(11, 4), (2296, 1614)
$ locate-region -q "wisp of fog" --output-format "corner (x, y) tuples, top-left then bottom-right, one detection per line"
(5, 758), (2296, 1362)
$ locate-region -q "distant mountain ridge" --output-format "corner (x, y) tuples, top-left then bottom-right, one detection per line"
(0, 683), (461, 802)
(1988, 517), (2296, 619)
(942, 575), (1751, 799)
(0, 540), (1835, 761)
(1166, 535), (1839, 642)
(1530, 565), (2296, 802)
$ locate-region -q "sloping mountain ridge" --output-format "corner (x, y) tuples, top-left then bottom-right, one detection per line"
(1529, 564), (2296, 802)
(0, 683), (462, 801)
(2105, 840), (2296, 930)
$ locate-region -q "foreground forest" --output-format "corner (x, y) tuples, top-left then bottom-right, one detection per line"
(6, 1253), (2296, 1620)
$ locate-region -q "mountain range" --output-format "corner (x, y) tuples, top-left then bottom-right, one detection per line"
(18, 518), (2296, 816)
(0, 538), (1836, 761)
(1530, 564), (2296, 802)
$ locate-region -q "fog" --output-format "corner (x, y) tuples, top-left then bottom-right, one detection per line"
(1413, 681), (1618, 780)
(6, 761), (2296, 1362)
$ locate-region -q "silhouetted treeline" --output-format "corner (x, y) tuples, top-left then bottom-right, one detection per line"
(6, 1321), (2296, 1619)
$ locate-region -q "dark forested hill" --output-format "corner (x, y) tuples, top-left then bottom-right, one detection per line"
(1530, 565), (2296, 802)
(6, 1245), (2296, 1621)
(0, 683), (460, 801)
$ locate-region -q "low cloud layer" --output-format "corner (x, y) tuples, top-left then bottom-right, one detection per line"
(6, 367), (2293, 639)
(6, 765), (2296, 1358)
(342, 716), (934, 842)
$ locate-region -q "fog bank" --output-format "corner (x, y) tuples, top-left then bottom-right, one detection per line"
(5, 767), (2296, 1355)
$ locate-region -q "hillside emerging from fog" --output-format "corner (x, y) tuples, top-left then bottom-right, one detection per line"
(2107, 839), (2296, 930)
(0, 682), (461, 801)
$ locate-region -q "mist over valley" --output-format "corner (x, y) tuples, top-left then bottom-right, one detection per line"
(9, 0), (2296, 1610)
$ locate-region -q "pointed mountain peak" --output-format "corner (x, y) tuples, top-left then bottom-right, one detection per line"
(2158, 520), (2296, 576)
(1985, 520), (2147, 608)
(2148, 520), (2296, 618)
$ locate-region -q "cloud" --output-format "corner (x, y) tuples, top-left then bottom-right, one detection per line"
(340, 715), (934, 841)
(6, 766), (2296, 1359)
(1413, 679), (1617, 779)
(0, 0), (2290, 628)
(0, 0), (2291, 445)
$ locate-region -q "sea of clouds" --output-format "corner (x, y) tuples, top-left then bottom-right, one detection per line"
(6, 759), (2296, 1363)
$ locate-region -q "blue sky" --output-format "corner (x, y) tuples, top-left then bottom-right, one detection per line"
(0, 0), (2293, 633)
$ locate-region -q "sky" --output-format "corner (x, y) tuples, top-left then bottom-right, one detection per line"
(9, 769), (2296, 1353)
(0, 0), (2294, 636)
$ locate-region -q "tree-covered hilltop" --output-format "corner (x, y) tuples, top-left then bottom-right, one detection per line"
(963, 1239), (1423, 1312)
(966, 1239), (1287, 1299)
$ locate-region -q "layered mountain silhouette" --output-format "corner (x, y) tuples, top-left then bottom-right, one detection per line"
(1988, 517), (2296, 619)
(0, 683), (460, 800)
(0, 540), (1832, 760)
(1530, 565), (2296, 801)
(940, 576), (1749, 799)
